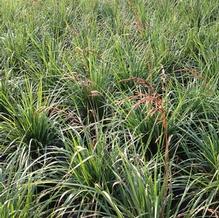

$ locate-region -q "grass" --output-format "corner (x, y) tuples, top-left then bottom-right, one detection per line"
(0, 0), (219, 217)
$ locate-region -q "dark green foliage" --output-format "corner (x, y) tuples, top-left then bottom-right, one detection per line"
(0, 0), (218, 217)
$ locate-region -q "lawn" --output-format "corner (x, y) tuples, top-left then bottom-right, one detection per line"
(0, 0), (219, 217)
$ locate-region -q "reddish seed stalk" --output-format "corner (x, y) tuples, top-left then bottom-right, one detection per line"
(120, 77), (170, 217)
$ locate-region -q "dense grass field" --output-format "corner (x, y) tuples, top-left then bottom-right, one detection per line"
(0, 0), (219, 217)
